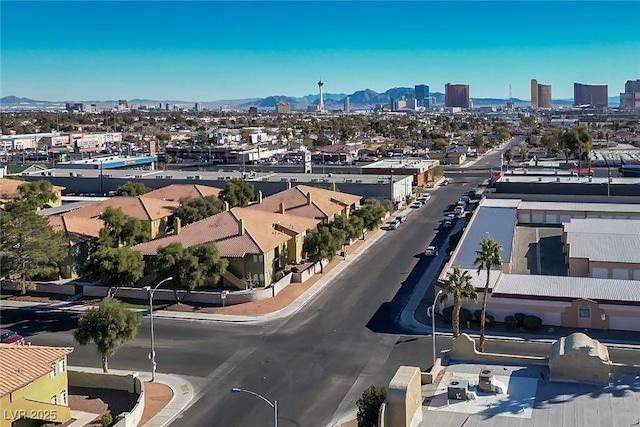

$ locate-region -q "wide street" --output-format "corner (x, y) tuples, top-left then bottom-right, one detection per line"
(0, 145), (550, 427)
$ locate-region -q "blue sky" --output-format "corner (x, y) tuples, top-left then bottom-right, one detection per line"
(2, 1), (638, 101)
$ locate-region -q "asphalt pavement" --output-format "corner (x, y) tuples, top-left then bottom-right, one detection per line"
(0, 149), (513, 427)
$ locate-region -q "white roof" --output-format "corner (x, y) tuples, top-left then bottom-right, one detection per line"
(481, 198), (640, 214)
(498, 175), (640, 184)
(563, 218), (640, 234)
(564, 218), (640, 263)
(494, 274), (640, 303)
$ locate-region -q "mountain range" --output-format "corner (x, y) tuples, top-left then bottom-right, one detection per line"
(0, 90), (621, 110)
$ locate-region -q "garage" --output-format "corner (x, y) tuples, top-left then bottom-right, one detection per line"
(591, 267), (608, 279)
(546, 214), (558, 224)
(518, 212), (531, 223)
(532, 213), (544, 223)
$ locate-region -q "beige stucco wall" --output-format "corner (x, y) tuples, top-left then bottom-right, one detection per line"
(385, 366), (423, 427)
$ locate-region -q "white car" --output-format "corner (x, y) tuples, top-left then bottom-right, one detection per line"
(424, 246), (438, 257)
(422, 193), (432, 201)
(389, 220), (400, 230)
(454, 206), (465, 215)
(411, 201), (423, 208)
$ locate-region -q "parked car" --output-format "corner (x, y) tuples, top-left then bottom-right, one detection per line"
(460, 195), (471, 203)
(454, 205), (465, 215)
(388, 220), (401, 230)
(421, 193), (432, 201)
(411, 201), (423, 208)
(424, 246), (438, 257)
(395, 215), (407, 223)
(0, 329), (25, 345)
(443, 220), (454, 229)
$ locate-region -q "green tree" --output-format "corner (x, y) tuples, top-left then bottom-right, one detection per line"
(499, 130), (512, 141)
(560, 129), (580, 163)
(17, 180), (57, 209)
(82, 245), (145, 296)
(302, 226), (345, 273)
(504, 149), (513, 166)
(0, 202), (67, 293)
(433, 138), (448, 150)
(473, 236), (503, 352)
(352, 202), (385, 239)
(100, 207), (151, 247)
(153, 242), (228, 301)
(330, 214), (364, 242)
(176, 196), (223, 225)
(356, 385), (387, 427)
(220, 178), (254, 208)
(440, 266), (477, 337)
(518, 142), (529, 164)
(114, 182), (151, 196)
(74, 298), (142, 373)
(471, 134), (486, 149)
(540, 130), (560, 156)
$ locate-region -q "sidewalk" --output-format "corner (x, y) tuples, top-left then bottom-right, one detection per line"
(69, 366), (195, 427)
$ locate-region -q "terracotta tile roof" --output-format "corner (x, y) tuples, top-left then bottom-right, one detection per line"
(0, 177), (65, 198)
(131, 207), (301, 257)
(49, 214), (104, 247)
(144, 184), (222, 202)
(64, 196), (179, 221)
(132, 211), (261, 257)
(248, 185), (361, 220)
(0, 344), (73, 396)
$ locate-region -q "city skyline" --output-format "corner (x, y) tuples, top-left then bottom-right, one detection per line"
(1, 1), (638, 101)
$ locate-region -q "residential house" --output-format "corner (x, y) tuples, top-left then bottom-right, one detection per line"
(132, 207), (319, 289)
(48, 214), (104, 278)
(0, 177), (65, 207)
(144, 184), (222, 202)
(247, 184), (362, 223)
(63, 196), (179, 238)
(0, 344), (74, 427)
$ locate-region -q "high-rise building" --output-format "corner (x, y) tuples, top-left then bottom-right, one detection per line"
(415, 84), (430, 109)
(574, 83), (608, 107)
(275, 102), (290, 114)
(620, 80), (640, 109)
(118, 99), (128, 108)
(318, 79), (324, 112)
(531, 79), (552, 108)
(343, 96), (350, 113)
(248, 106), (258, 116)
(445, 84), (470, 108)
(194, 102), (203, 112)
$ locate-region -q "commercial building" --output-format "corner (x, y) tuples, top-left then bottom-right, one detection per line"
(494, 175), (640, 197)
(620, 79), (640, 109)
(415, 84), (430, 109)
(437, 198), (640, 331)
(574, 83), (608, 107)
(275, 102), (291, 114)
(0, 344), (74, 427)
(343, 96), (350, 113)
(530, 79), (552, 108)
(445, 84), (470, 109)
(361, 158), (439, 188)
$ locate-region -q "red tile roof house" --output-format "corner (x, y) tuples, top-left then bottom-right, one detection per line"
(48, 214), (104, 279)
(143, 184), (222, 202)
(246, 184), (362, 224)
(132, 207), (319, 290)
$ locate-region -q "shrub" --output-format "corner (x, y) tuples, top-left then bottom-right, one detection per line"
(514, 313), (526, 326)
(505, 315), (518, 329)
(485, 314), (495, 327)
(459, 308), (473, 324)
(100, 412), (113, 427)
(442, 306), (454, 323)
(473, 310), (482, 321)
(356, 385), (387, 427)
(523, 315), (543, 331)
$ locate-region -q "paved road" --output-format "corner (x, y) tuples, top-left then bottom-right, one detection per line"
(0, 150), (507, 426)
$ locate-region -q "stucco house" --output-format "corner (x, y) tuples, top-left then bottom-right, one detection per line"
(0, 344), (74, 427)
(0, 177), (65, 208)
(247, 184), (362, 223)
(143, 183), (222, 202)
(48, 214), (104, 278)
(132, 207), (319, 289)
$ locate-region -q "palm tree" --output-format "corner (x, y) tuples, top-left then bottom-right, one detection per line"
(473, 236), (503, 352)
(440, 266), (477, 337)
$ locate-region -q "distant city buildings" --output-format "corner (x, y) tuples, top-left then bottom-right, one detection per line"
(275, 102), (290, 114)
(530, 79), (552, 108)
(65, 102), (83, 113)
(620, 79), (640, 109)
(414, 84), (430, 109)
(194, 102), (203, 112)
(574, 82), (608, 108)
(343, 96), (350, 113)
(444, 83), (470, 108)
(248, 106), (258, 116)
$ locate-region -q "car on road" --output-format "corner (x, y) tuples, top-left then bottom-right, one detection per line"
(0, 329), (25, 345)
(411, 201), (423, 208)
(442, 178), (450, 186)
(424, 246), (438, 257)
(388, 220), (401, 230)
(443, 220), (454, 229)
(395, 215), (407, 223)
(420, 193), (431, 201)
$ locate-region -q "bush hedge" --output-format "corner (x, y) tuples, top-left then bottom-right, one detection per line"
(514, 313), (526, 325)
(523, 315), (543, 331)
(505, 315), (518, 328)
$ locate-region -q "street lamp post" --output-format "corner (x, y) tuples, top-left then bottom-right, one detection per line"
(143, 276), (173, 381)
(428, 289), (444, 367)
(230, 387), (277, 427)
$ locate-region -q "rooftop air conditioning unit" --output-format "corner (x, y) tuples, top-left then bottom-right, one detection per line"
(155, 175), (164, 179)
(218, 177), (225, 181)
(447, 379), (469, 401)
(186, 176), (194, 179)
(556, 177), (561, 182)
(103, 174), (112, 178)
(588, 177), (593, 182)
(538, 176), (542, 182)
(165, 175), (173, 179)
(76, 173), (83, 177)
(194, 175), (201, 180)
(478, 369), (494, 393)
(356, 179), (363, 183)
(311, 178), (319, 182)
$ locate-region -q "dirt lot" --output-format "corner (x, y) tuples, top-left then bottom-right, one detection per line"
(4, 291), (71, 303)
(139, 382), (174, 425)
